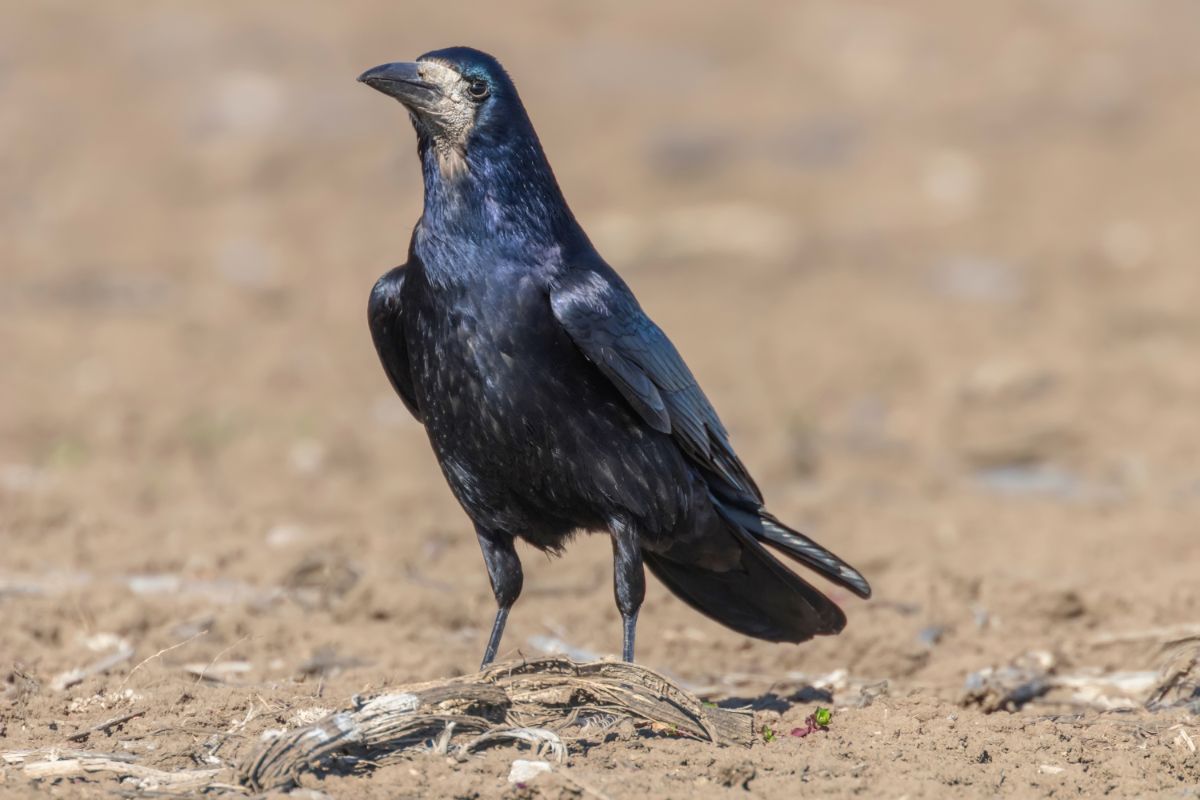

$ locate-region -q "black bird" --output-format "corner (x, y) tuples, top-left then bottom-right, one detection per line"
(359, 47), (870, 668)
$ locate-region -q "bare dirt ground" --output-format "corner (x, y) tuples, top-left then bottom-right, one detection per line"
(3, 2), (1199, 797)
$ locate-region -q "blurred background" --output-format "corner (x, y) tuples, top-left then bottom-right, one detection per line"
(2, 0), (1199, 780)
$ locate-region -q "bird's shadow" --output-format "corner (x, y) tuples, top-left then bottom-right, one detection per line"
(716, 685), (834, 714)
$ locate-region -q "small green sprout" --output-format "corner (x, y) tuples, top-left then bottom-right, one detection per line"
(791, 707), (833, 738)
(761, 724), (777, 743)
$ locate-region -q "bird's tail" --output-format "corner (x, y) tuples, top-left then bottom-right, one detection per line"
(715, 502), (872, 600)
(642, 497), (869, 643)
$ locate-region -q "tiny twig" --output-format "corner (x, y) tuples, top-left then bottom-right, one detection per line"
(1090, 624), (1200, 647)
(18, 756), (220, 786)
(118, 629), (209, 692)
(150, 726), (245, 739)
(199, 783), (252, 795)
(2, 749), (137, 765)
(66, 709), (146, 742)
(194, 635), (250, 685)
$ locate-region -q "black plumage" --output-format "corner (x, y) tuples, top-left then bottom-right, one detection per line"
(360, 47), (870, 667)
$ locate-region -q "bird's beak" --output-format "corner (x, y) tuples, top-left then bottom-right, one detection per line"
(357, 62), (441, 111)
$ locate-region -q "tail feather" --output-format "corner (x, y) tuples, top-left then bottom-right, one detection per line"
(717, 503), (872, 599)
(644, 533), (846, 643)
(643, 489), (869, 643)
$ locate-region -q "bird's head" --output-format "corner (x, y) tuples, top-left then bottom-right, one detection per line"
(358, 47), (529, 180)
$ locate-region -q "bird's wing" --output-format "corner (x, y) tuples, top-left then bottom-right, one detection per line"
(368, 264), (423, 422)
(550, 259), (762, 503)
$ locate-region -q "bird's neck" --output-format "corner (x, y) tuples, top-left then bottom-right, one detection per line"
(414, 134), (584, 285)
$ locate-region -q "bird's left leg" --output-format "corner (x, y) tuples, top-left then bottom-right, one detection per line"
(609, 517), (646, 662)
(475, 525), (523, 670)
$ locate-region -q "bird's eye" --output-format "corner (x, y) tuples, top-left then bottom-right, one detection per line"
(467, 79), (490, 100)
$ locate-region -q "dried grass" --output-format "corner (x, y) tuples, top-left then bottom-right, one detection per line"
(238, 656), (754, 791)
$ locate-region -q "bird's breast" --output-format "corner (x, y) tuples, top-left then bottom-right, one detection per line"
(407, 273), (586, 457)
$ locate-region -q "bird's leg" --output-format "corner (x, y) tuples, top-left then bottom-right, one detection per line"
(475, 525), (523, 670)
(610, 518), (646, 663)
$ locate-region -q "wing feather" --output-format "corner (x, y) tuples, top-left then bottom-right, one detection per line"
(368, 265), (423, 422)
(551, 259), (761, 502)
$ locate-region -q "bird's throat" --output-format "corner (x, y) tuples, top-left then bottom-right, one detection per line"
(416, 137), (580, 278)
(434, 144), (469, 181)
